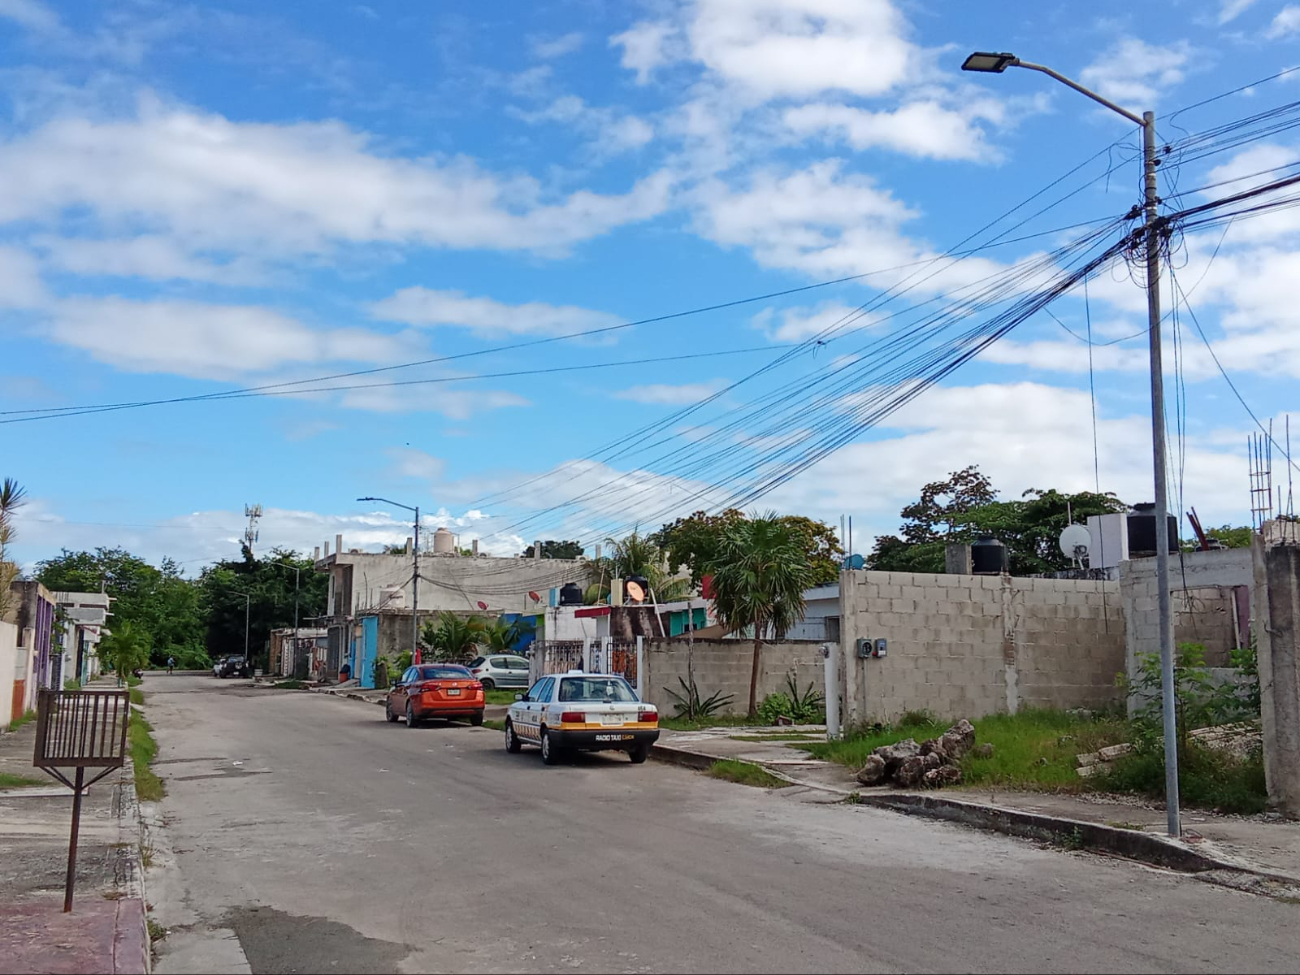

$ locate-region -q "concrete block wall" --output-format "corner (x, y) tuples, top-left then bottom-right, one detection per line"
(640, 638), (825, 714)
(1119, 548), (1253, 713)
(840, 569), (1125, 725)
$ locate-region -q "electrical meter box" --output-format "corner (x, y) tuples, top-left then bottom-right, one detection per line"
(856, 637), (872, 659)
(873, 639), (888, 658)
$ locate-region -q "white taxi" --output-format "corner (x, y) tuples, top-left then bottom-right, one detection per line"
(504, 670), (659, 765)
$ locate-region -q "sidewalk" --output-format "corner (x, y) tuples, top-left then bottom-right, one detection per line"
(0, 717), (150, 974)
(653, 725), (1300, 892)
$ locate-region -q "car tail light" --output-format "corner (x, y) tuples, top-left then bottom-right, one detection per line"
(560, 711), (585, 723)
(639, 709), (658, 724)
(468, 681), (483, 690)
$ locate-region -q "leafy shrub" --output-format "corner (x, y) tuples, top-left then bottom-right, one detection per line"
(758, 673), (825, 724)
(394, 649), (413, 673)
(898, 709), (938, 729)
(1120, 642), (1257, 749)
(1100, 739), (1267, 815)
(758, 692), (793, 724)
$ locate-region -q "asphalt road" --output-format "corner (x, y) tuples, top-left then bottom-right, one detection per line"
(145, 674), (1296, 974)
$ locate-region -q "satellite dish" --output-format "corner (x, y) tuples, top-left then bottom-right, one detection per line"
(476, 600), (489, 611)
(1059, 524), (1092, 563)
(528, 591), (540, 603)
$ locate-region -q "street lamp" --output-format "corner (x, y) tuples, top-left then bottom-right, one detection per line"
(358, 496), (421, 665)
(963, 50), (1180, 836)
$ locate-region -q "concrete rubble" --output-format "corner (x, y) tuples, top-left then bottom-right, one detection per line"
(856, 719), (983, 789)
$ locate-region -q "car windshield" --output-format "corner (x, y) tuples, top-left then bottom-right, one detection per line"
(419, 666), (470, 680)
(558, 677), (638, 703)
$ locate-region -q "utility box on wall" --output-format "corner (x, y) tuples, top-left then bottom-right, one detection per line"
(856, 637), (872, 659)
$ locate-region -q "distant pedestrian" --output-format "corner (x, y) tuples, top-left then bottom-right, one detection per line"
(167, 656), (175, 674)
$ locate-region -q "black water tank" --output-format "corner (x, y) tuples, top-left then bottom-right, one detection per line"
(558, 582), (584, 606)
(1127, 503), (1179, 556)
(971, 536), (1009, 574)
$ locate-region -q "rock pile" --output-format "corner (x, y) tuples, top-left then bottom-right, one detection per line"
(856, 719), (986, 789)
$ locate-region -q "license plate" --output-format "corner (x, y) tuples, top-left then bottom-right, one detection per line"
(446, 688), (461, 696)
(599, 713), (624, 725)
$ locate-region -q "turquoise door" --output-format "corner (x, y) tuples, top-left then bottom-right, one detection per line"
(358, 616), (379, 689)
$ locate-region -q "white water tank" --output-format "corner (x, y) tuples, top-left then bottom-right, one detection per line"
(432, 527), (455, 555)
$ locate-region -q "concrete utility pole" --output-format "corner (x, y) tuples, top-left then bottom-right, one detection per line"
(358, 496), (422, 665)
(963, 51), (1180, 836)
(275, 560), (302, 675)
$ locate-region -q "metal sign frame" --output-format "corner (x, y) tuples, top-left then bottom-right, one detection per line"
(32, 688), (131, 912)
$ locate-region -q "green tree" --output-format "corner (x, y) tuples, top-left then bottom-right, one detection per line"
(36, 547), (207, 663)
(100, 621), (151, 685)
(705, 512), (816, 717)
(198, 547), (327, 667)
(1183, 524), (1253, 551)
(421, 612), (485, 662)
(521, 540), (584, 559)
(478, 616), (536, 653)
(599, 530), (689, 601)
(657, 509), (844, 588)
(0, 477), (27, 619)
(867, 468), (1127, 575)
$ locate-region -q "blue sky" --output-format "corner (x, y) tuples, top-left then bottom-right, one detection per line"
(2, 0), (1298, 571)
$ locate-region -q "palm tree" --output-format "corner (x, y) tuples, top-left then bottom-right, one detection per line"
(0, 478), (27, 619)
(101, 621), (151, 685)
(479, 616), (536, 653)
(706, 512), (815, 718)
(422, 612), (486, 662)
(602, 530), (690, 602)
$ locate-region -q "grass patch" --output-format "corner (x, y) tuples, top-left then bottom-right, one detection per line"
(147, 919), (166, 943)
(4, 708), (36, 733)
(129, 687), (144, 706)
(485, 689), (521, 706)
(707, 759), (790, 789)
(0, 772), (44, 789)
(1098, 741), (1268, 815)
(272, 679), (306, 689)
(125, 674), (142, 687)
(797, 708), (1131, 791)
(128, 711), (165, 802)
(482, 719), (506, 732)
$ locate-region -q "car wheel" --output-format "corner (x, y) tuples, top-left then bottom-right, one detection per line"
(405, 702), (419, 728)
(385, 700), (398, 723)
(470, 711), (484, 727)
(505, 721), (522, 753)
(628, 743), (650, 764)
(480, 678), (495, 691)
(541, 728), (562, 765)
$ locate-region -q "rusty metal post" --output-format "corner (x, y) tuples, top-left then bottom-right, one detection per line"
(64, 766), (85, 912)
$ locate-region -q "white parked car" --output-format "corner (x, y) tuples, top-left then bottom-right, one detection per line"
(504, 671), (659, 765)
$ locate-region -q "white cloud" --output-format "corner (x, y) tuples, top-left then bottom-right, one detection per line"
(687, 0), (916, 100)
(387, 447), (445, 481)
(0, 244), (46, 307)
(370, 287), (621, 338)
(337, 385), (529, 420)
(532, 31), (584, 59)
(36, 234), (267, 284)
(45, 296), (422, 380)
(752, 302), (867, 342)
(0, 0), (59, 33)
(615, 381), (725, 405)
(1268, 5), (1300, 36)
(610, 20), (676, 84)
(1079, 39), (1191, 106)
(782, 99), (1003, 161)
(512, 95), (655, 153)
(1219, 0), (1257, 23)
(0, 100), (674, 256)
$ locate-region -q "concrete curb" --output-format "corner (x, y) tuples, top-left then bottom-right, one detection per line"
(119, 752), (153, 974)
(650, 742), (718, 771)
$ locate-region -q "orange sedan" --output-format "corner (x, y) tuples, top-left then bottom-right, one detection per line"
(385, 664), (485, 727)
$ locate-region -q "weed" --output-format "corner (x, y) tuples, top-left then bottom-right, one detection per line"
(482, 719), (507, 732)
(660, 713), (762, 732)
(1105, 821), (1147, 832)
(844, 791), (862, 805)
(707, 759), (790, 789)
(0, 772), (44, 789)
(4, 708), (36, 733)
(1098, 739), (1267, 815)
(147, 919), (167, 943)
(140, 841), (155, 869)
(1063, 827), (1085, 851)
(899, 709), (938, 730)
(129, 711), (165, 802)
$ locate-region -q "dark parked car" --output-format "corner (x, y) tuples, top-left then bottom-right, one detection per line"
(217, 655), (251, 679)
